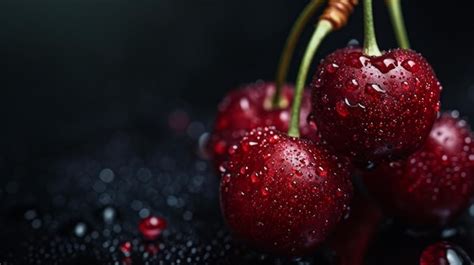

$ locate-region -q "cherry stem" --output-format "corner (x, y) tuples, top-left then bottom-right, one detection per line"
(288, 20), (333, 138)
(363, 0), (382, 56)
(386, 0), (410, 49)
(273, 0), (325, 109)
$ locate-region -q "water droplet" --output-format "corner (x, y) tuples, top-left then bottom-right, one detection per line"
(74, 222), (87, 237)
(345, 79), (359, 92)
(372, 57), (397, 73)
(102, 206), (117, 224)
(336, 101), (349, 118)
(268, 134), (279, 143)
(346, 39), (360, 47)
(365, 84), (386, 97)
(218, 164), (226, 173)
(401, 81), (410, 90)
(120, 241), (132, 257)
(260, 187), (269, 196)
(250, 172), (259, 183)
(228, 145), (238, 155)
(139, 216), (167, 241)
(401, 59), (419, 73)
(99, 168), (115, 183)
(326, 63), (340, 74)
(317, 166), (327, 177)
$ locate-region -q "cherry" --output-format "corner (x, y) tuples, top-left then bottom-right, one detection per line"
(220, 127), (352, 256)
(363, 112), (474, 226)
(209, 82), (316, 169)
(310, 46), (441, 163)
(308, 0), (441, 164)
(420, 241), (473, 265)
(139, 216), (167, 240)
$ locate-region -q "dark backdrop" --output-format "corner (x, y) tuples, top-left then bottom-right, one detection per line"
(1, 0), (473, 160)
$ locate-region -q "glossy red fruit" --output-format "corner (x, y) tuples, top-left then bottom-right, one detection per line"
(420, 241), (472, 265)
(364, 112), (474, 226)
(220, 127), (352, 256)
(119, 241), (132, 257)
(210, 82), (317, 170)
(139, 216), (167, 240)
(309, 47), (441, 164)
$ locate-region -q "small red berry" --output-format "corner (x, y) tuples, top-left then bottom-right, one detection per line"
(209, 82), (317, 170)
(119, 241), (132, 257)
(309, 47), (441, 163)
(139, 216), (167, 240)
(364, 112), (474, 225)
(220, 127), (352, 256)
(420, 241), (472, 265)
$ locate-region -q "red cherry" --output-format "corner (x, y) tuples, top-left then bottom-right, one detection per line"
(220, 127), (352, 256)
(420, 241), (472, 265)
(364, 112), (474, 225)
(139, 216), (167, 240)
(209, 82), (317, 170)
(309, 47), (441, 163)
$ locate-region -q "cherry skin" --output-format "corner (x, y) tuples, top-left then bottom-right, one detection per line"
(220, 127), (352, 256)
(309, 47), (441, 164)
(209, 82), (317, 170)
(363, 112), (474, 226)
(420, 241), (473, 265)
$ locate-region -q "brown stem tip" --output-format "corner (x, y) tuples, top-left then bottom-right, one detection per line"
(320, 0), (359, 30)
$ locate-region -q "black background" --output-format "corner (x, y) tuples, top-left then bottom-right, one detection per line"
(1, 0), (473, 160)
(0, 0), (474, 263)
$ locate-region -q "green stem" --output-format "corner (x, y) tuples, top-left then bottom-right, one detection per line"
(363, 0), (382, 56)
(386, 0), (410, 49)
(273, 0), (325, 109)
(288, 20), (332, 137)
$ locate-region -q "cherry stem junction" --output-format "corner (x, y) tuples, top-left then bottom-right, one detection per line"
(288, 20), (333, 138)
(363, 0), (382, 56)
(273, 0), (325, 109)
(386, 0), (410, 49)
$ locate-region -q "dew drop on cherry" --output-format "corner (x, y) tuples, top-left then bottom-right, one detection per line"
(139, 216), (167, 241)
(260, 187), (269, 196)
(326, 63), (340, 74)
(401, 81), (410, 90)
(402, 59), (420, 73)
(317, 166), (327, 177)
(365, 84), (386, 97)
(346, 79), (359, 92)
(336, 101), (349, 118)
(372, 57), (397, 73)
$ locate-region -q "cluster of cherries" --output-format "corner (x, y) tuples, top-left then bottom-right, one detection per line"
(207, 0), (474, 263)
